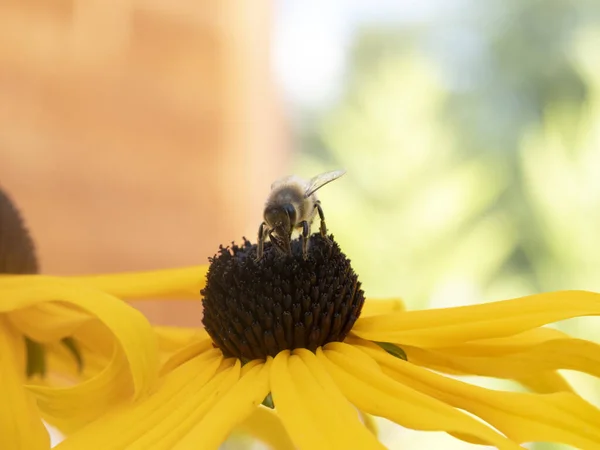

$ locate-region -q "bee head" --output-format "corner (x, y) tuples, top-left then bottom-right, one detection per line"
(264, 203), (296, 234)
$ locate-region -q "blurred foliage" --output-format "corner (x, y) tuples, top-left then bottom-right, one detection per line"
(292, 1), (600, 449)
(295, 0), (600, 306)
(298, 46), (515, 306)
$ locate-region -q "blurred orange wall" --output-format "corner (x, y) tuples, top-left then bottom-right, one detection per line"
(0, 0), (289, 325)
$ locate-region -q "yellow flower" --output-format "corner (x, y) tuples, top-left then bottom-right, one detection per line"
(53, 235), (600, 450)
(0, 188), (160, 449)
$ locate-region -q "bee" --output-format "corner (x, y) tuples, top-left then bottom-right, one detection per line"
(255, 169), (346, 262)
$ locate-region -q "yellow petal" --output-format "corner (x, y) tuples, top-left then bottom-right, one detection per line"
(353, 290), (600, 347)
(361, 298), (405, 316)
(0, 319), (50, 450)
(517, 371), (575, 394)
(270, 351), (332, 450)
(43, 339), (107, 386)
(0, 277), (159, 431)
(174, 359), (271, 449)
(71, 266), (209, 300)
(360, 342), (600, 448)
(8, 303), (91, 343)
(289, 350), (385, 450)
(154, 326), (207, 354)
(320, 342), (521, 450)
(32, 347), (133, 432)
(1, 264), (205, 300)
(236, 406), (296, 450)
(132, 358), (241, 450)
(358, 410), (378, 437)
(403, 334), (600, 384)
(347, 333), (575, 395)
(295, 348), (375, 434)
(160, 332), (214, 375)
(57, 350), (231, 449)
(436, 327), (569, 356)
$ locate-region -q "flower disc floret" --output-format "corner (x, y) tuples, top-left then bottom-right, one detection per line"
(201, 235), (366, 360)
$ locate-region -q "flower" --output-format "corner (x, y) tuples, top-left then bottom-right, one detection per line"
(0, 188), (161, 449)
(53, 235), (600, 450)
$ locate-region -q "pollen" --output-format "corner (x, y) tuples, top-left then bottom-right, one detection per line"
(201, 234), (366, 360)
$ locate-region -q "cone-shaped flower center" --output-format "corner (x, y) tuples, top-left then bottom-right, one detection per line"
(1, 186), (83, 376)
(0, 187), (38, 275)
(201, 234), (366, 360)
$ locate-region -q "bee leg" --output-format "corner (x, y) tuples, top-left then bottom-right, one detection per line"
(282, 231), (292, 255)
(255, 222), (269, 262)
(299, 220), (309, 260)
(314, 201), (332, 243)
(269, 230), (290, 256)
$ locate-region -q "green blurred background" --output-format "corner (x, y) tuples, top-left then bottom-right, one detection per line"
(274, 1), (600, 448)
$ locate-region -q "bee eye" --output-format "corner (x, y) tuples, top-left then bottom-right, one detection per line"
(283, 204), (296, 226)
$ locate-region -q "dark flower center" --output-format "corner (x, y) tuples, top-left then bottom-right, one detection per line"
(201, 234), (366, 360)
(0, 187), (38, 275)
(1, 186), (82, 376)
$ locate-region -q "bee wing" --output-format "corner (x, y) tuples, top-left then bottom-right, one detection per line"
(304, 169), (346, 198)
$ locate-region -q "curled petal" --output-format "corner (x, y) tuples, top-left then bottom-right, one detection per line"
(0, 319), (50, 450)
(9, 303), (91, 343)
(353, 290), (600, 347)
(0, 277), (159, 431)
(43, 339), (108, 386)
